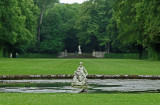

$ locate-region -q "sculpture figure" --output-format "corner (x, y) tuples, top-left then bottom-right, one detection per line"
(78, 45), (81, 52)
(78, 45), (82, 54)
(72, 62), (88, 86)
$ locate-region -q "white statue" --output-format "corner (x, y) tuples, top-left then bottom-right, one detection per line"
(78, 45), (81, 52)
(72, 62), (88, 86)
(10, 53), (12, 58)
(78, 45), (82, 54)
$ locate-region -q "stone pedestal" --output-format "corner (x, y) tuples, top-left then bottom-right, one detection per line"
(78, 51), (82, 55)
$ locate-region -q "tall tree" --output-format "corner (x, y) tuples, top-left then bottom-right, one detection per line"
(75, 0), (115, 52)
(140, 0), (160, 60)
(0, 0), (39, 56)
(34, 0), (58, 41)
(113, 0), (160, 59)
(112, 0), (145, 58)
(17, 0), (39, 52)
(0, 0), (26, 55)
(39, 3), (80, 53)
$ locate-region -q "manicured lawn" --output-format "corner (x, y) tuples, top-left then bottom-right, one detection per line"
(0, 58), (160, 75)
(0, 93), (159, 105)
(0, 58), (160, 105)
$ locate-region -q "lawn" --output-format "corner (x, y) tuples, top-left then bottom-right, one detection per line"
(0, 58), (160, 75)
(0, 58), (160, 105)
(0, 93), (160, 105)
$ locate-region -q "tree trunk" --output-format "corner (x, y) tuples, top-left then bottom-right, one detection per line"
(105, 43), (107, 52)
(107, 42), (110, 54)
(38, 9), (44, 41)
(138, 45), (143, 59)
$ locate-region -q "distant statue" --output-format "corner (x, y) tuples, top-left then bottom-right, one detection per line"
(72, 62), (88, 86)
(92, 50), (96, 57)
(78, 45), (82, 54)
(10, 53), (12, 58)
(78, 45), (81, 52)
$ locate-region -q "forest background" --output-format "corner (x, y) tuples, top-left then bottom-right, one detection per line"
(0, 0), (160, 60)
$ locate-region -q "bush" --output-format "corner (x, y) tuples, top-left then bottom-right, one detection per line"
(104, 53), (139, 59)
(19, 53), (57, 58)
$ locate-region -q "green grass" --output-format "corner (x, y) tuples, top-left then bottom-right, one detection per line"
(0, 58), (160, 105)
(0, 93), (159, 105)
(0, 58), (160, 75)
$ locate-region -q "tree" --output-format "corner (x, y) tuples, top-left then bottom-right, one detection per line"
(140, 0), (160, 60)
(113, 0), (160, 59)
(17, 0), (39, 52)
(75, 0), (115, 52)
(0, 0), (26, 55)
(40, 6), (63, 53)
(62, 4), (80, 52)
(39, 3), (80, 53)
(112, 0), (145, 58)
(34, 0), (58, 41)
(0, 0), (39, 57)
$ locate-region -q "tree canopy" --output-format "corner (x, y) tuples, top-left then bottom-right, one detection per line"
(0, 0), (39, 56)
(0, 0), (160, 60)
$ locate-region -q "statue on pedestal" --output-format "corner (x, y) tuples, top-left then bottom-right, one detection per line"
(78, 45), (82, 55)
(72, 62), (88, 86)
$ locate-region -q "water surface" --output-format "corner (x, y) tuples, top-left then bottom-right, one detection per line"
(0, 79), (160, 93)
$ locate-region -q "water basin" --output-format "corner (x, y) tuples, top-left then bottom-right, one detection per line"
(0, 79), (160, 93)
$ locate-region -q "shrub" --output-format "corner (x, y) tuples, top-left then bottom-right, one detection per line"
(104, 53), (139, 59)
(18, 53), (57, 58)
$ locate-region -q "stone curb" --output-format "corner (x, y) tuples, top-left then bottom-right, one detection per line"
(0, 75), (160, 80)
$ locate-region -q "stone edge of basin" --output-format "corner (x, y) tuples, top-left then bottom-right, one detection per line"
(0, 75), (160, 80)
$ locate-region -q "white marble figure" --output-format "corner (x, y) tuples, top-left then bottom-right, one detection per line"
(78, 45), (82, 54)
(78, 45), (81, 52)
(72, 62), (88, 86)
(10, 53), (12, 58)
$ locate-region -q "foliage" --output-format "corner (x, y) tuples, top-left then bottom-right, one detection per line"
(75, 0), (116, 52)
(16, 0), (40, 52)
(19, 53), (57, 58)
(39, 4), (80, 53)
(112, 0), (160, 60)
(34, 0), (59, 41)
(104, 53), (139, 59)
(0, 0), (160, 60)
(40, 6), (64, 53)
(0, 0), (26, 46)
(0, 0), (39, 56)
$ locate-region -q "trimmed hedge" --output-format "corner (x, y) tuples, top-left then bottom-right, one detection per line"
(19, 53), (57, 58)
(104, 53), (139, 59)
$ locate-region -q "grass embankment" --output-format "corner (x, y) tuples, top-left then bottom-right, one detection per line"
(0, 58), (160, 75)
(0, 93), (160, 105)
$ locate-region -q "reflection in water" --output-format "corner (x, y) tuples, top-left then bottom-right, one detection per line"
(0, 79), (160, 93)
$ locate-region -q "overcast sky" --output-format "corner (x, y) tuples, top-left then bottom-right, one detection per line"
(60, 0), (87, 4)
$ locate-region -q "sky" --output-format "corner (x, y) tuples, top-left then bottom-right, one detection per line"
(60, 0), (87, 4)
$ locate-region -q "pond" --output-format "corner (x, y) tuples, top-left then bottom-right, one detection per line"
(0, 79), (160, 93)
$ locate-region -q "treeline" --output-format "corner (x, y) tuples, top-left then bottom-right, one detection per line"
(0, 0), (160, 60)
(113, 0), (160, 60)
(75, 0), (160, 60)
(0, 0), (39, 57)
